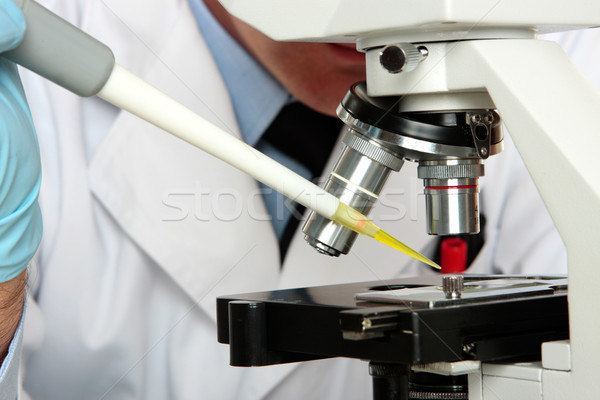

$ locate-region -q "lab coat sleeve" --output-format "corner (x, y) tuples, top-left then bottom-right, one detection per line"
(0, 304), (25, 400)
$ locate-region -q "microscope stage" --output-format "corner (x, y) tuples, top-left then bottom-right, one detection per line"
(217, 275), (568, 367)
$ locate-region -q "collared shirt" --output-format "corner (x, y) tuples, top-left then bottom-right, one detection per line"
(187, 0), (312, 240)
(186, 0), (289, 146)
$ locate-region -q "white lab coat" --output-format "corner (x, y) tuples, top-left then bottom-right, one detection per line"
(17, 0), (570, 399)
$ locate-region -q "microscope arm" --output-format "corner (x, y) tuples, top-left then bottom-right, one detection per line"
(444, 39), (600, 399)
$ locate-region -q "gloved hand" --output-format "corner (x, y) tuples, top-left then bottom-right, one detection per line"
(0, 0), (42, 282)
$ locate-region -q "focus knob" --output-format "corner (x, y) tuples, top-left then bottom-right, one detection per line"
(379, 43), (427, 74)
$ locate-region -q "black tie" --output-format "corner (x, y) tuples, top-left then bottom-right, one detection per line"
(259, 102), (343, 262)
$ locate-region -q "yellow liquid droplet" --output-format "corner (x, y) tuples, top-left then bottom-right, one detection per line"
(331, 202), (440, 270)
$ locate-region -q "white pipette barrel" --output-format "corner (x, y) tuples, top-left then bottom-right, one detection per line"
(97, 65), (439, 269)
(98, 65), (341, 220)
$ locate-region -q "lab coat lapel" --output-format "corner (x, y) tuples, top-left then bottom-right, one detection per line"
(84, 1), (312, 395)
(88, 0), (282, 322)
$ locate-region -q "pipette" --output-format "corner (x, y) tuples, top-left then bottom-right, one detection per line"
(4, 0), (440, 269)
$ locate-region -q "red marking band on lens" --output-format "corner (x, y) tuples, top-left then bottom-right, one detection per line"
(426, 185), (477, 190)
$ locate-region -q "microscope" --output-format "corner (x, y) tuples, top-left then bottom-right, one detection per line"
(216, 1), (600, 398)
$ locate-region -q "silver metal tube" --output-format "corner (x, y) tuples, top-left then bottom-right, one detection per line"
(303, 130), (403, 256)
(418, 159), (484, 235)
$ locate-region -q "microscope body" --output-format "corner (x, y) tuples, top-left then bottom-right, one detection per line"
(217, 1), (600, 398)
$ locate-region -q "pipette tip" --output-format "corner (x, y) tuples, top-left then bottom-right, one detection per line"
(331, 202), (441, 269)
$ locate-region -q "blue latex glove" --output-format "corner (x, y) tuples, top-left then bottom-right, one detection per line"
(0, 0), (42, 282)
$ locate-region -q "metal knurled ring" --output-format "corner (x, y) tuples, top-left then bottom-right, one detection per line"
(417, 163), (484, 179)
(343, 130), (404, 171)
(407, 391), (468, 399)
(369, 363), (407, 377)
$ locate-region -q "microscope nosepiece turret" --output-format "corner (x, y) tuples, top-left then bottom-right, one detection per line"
(303, 82), (503, 256)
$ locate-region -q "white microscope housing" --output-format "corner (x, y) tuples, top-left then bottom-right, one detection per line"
(219, 1), (600, 398)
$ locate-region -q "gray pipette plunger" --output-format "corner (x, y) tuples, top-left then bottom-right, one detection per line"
(4, 0), (115, 97)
